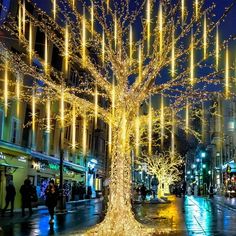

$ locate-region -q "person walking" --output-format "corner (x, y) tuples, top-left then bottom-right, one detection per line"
(140, 184), (147, 202)
(2, 180), (16, 216)
(45, 180), (58, 224)
(20, 179), (33, 217)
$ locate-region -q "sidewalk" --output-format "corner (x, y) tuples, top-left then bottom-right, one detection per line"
(210, 195), (236, 211)
(1, 198), (100, 216)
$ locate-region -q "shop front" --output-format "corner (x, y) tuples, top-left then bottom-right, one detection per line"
(222, 162), (236, 197)
(0, 146), (29, 209)
(29, 152), (86, 204)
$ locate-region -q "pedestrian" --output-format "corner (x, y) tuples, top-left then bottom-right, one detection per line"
(45, 180), (58, 224)
(209, 185), (214, 198)
(182, 181), (186, 196)
(20, 179), (33, 217)
(151, 174), (159, 199)
(2, 180), (16, 216)
(140, 184), (147, 202)
(87, 186), (92, 199)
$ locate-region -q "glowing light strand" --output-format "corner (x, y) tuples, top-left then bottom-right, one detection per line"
(216, 24), (219, 71)
(146, 0), (150, 54)
(72, 103), (76, 151)
(148, 96), (152, 156)
(4, 60), (8, 117)
(203, 12), (207, 59)
(225, 44), (229, 99)
(190, 29), (194, 86)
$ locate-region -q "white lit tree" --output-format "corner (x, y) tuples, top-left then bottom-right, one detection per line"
(137, 151), (183, 197)
(0, 0), (236, 235)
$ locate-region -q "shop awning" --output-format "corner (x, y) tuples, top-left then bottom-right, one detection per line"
(31, 151), (86, 173)
(0, 162), (23, 169)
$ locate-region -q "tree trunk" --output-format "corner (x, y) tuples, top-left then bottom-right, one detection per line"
(84, 125), (155, 235)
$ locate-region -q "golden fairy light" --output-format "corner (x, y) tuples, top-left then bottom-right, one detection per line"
(60, 88), (64, 128)
(190, 29), (194, 86)
(16, 75), (21, 118)
(146, 0), (151, 54)
(129, 24), (133, 66)
(135, 109), (140, 156)
(160, 94), (164, 148)
(122, 112), (127, 149)
(65, 24), (69, 73)
(83, 114), (87, 156)
(185, 99), (189, 135)
(215, 24), (219, 71)
(4, 60), (8, 117)
(114, 13), (117, 50)
(181, 0), (185, 23)
(138, 44), (142, 83)
(32, 87), (36, 148)
(102, 30), (105, 64)
(201, 102), (205, 142)
(112, 76), (115, 116)
(46, 97), (51, 133)
(148, 96), (152, 156)
(106, 0), (110, 12)
(108, 120), (112, 155)
(22, 0), (25, 35)
(91, 1), (94, 37)
(94, 82), (98, 129)
(82, 7), (86, 67)
(18, 3), (22, 39)
(195, 0), (199, 19)
(29, 21), (33, 63)
(53, 0), (56, 20)
(171, 27), (175, 77)
(159, 2), (163, 54)
(72, 103), (76, 151)
(45, 33), (48, 74)
(203, 12), (207, 59)
(72, 0), (75, 10)
(225, 44), (229, 99)
(171, 111), (175, 157)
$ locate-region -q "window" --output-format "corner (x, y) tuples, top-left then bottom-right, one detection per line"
(35, 27), (45, 58)
(51, 45), (62, 71)
(65, 126), (71, 140)
(11, 118), (19, 144)
(70, 68), (79, 86)
(0, 110), (4, 139)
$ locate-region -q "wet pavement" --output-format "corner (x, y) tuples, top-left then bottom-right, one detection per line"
(1, 196), (236, 235)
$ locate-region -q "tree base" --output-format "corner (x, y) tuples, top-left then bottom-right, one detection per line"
(75, 208), (171, 236)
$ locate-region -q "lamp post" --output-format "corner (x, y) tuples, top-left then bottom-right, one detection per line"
(58, 127), (66, 212)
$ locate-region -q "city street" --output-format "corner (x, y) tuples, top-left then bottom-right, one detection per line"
(1, 196), (236, 236)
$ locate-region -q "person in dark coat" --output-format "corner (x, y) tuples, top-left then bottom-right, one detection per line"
(140, 184), (147, 202)
(20, 179), (33, 217)
(2, 180), (16, 216)
(45, 180), (58, 224)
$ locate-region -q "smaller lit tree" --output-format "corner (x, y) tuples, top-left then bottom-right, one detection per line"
(138, 151), (183, 197)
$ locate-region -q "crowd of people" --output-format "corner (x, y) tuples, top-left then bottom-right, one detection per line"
(1, 179), (92, 225)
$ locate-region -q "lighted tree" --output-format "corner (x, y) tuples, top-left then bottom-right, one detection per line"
(0, 0), (236, 235)
(137, 151), (183, 197)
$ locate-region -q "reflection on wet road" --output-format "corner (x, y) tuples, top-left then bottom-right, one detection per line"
(1, 196), (236, 235)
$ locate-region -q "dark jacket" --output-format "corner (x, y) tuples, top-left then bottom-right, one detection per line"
(20, 183), (34, 202)
(6, 184), (16, 200)
(45, 185), (58, 207)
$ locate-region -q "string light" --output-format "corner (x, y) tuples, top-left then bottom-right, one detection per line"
(102, 30), (105, 64)
(45, 33), (48, 74)
(4, 60), (8, 117)
(32, 87), (36, 149)
(29, 20), (33, 63)
(159, 2), (163, 54)
(203, 12), (207, 59)
(64, 24), (69, 74)
(94, 81), (98, 129)
(195, 0), (199, 19)
(148, 95), (152, 156)
(146, 0), (151, 54)
(53, 0), (56, 20)
(181, 0), (185, 23)
(225, 44), (229, 99)
(22, 0), (25, 35)
(46, 97), (51, 133)
(185, 99), (189, 135)
(72, 103), (76, 151)
(129, 24), (133, 66)
(114, 13), (117, 50)
(135, 108), (140, 156)
(18, 3), (22, 39)
(216, 24), (219, 71)
(160, 94), (164, 148)
(138, 44), (142, 83)
(16, 75), (21, 119)
(171, 27), (175, 77)
(190, 29), (194, 86)
(82, 7), (86, 67)
(91, 1), (94, 37)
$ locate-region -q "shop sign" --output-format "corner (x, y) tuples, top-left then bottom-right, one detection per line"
(18, 156), (27, 163)
(0, 152), (6, 160)
(49, 163), (60, 170)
